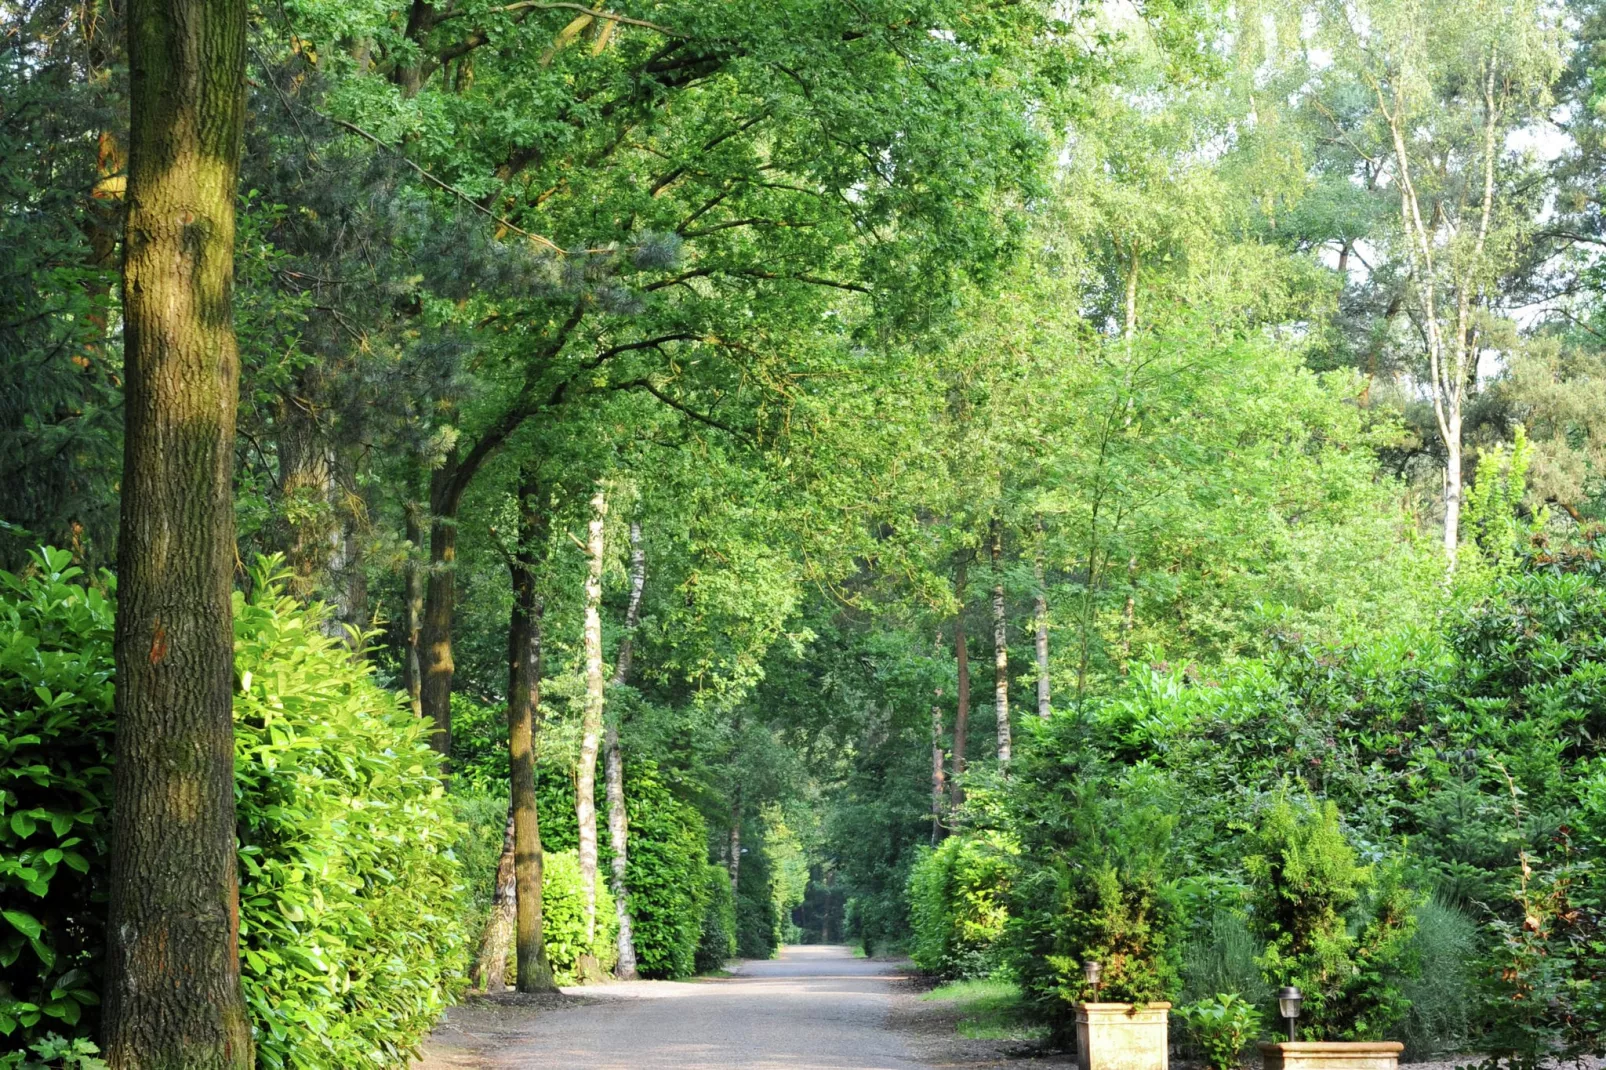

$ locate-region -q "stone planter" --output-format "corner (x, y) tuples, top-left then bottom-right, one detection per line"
(1258, 1041), (1404, 1070)
(1075, 1002), (1171, 1070)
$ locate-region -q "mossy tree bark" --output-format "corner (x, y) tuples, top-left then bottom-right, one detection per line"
(509, 467), (557, 992)
(105, 0), (253, 1062)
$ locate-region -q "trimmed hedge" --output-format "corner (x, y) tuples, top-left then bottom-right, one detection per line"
(0, 551), (465, 1068)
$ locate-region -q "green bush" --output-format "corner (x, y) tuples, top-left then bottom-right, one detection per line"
(0, 549), (113, 1043)
(1179, 993), (1262, 1070)
(1005, 743), (1184, 1043)
(1398, 897), (1476, 1058)
(533, 850), (617, 983)
(0, 551), (466, 1068)
(907, 832), (1013, 979)
(1179, 904), (1266, 1010)
(697, 865), (737, 972)
(1245, 793), (1418, 1041)
(617, 761), (711, 979)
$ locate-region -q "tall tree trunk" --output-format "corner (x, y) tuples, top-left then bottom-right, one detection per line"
(470, 811), (517, 991)
(509, 468), (558, 992)
(1033, 516), (1050, 720)
(1444, 428), (1463, 565)
(575, 484), (607, 980)
(1121, 555), (1137, 671)
(728, 783), (743, 890)
(419, 458), (460, 760)
(106, 0), (252, 1061)
(990, 518), (1011, 764)
(605, 518), (645, 980)
(930, 702), (945, 845)
(402, 497), (425, 718)
(951, 557), (969, 807)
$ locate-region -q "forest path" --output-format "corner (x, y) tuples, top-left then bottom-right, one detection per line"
(417, 944), (933, 1069)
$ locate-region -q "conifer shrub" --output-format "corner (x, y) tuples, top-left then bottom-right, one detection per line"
(907, 832), (1014, 979)
(0, 551), (466, 1068)
(1244, 792), (1418, 1041)
(1005, 734), (1184, 1044)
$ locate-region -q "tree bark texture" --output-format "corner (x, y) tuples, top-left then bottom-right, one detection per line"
(990, 519), (1011, 764)
(106, 0), (253, 1061)
(418, 458), (460, 759)
(402, 498), (425, 719)
(604, 519), (645, 980)
(469, 811), (517, 991)
(575, 484), (607, 977)
(951, 557), (969, 807)
(508, 469), (557, 992)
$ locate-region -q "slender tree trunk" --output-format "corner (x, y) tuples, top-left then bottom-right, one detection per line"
(470, 811), (517, 991)
(106, 0), (252, 1061)
(419, 458), (460, 760)
(276, 382), (335, 602)
(605, 518), (646, 980)
(1121, 555), (1137, 670)
(990, 518), (1011, 764)
(509, 469), (557, 992)
(575, 484), (607, 980)
(728, 783), (743, 891)
(931, 700), (945, 845)
(951, 557), (969, 807)
(1033, 516), (1050, 720)
(403, 497), (425, 718)
(1444, 428), (1463, 564)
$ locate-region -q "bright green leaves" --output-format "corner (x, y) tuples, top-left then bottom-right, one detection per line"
(0, 552), (464, 1065)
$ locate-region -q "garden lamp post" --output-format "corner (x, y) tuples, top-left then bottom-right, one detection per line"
(1083, 959), (1103, 1001)
(1277, 986), (1303, 1042)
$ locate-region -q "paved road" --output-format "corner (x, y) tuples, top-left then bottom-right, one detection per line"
(439, 945), (929, 1070)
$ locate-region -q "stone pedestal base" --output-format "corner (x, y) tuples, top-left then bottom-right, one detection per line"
(1075, 1002), (1171, 1070)
(1258, 1041), (1403, 1070)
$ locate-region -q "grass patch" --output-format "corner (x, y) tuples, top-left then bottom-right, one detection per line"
(921, 978), (1046, 1042)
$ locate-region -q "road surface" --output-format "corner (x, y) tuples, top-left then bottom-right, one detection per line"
(419, 944), (932, 1069)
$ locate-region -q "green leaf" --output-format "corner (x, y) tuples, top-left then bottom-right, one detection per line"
(1, 911), (42, 940)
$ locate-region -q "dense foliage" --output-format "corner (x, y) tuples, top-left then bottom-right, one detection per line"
(0, 552), (463, 1066)
(9, 0), (1606, 1064)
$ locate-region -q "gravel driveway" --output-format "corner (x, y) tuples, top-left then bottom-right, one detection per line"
(416, 944), (933, 1069)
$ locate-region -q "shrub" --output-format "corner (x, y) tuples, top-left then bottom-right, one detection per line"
(1245, 793), (1418, 1041)
(1179, 905), (1266, 1009)
(533, 850), (617, 983)
(617, 761), (711, 979)
(1006, 745), (1184, 1043)
(1179, 994), (1262, 1070)
(907, 832), (1013, 979)
(0, 551), (466, 1068)
(1398, 897), (1476, 1058)
(697, 865), (737, 972)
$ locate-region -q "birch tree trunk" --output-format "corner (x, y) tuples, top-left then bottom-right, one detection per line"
(508, 469), (557, 991)
(951, 557), (969, 807)
(105, 0), (253, 1060)
(604, 518), (645, 980)
(990, 518), (1011, 764)
(575, 484), (607, 980)
(1033, 516), (1050, 720)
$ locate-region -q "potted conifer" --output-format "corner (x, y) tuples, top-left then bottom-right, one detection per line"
(1247, 796), (1415, 1070)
